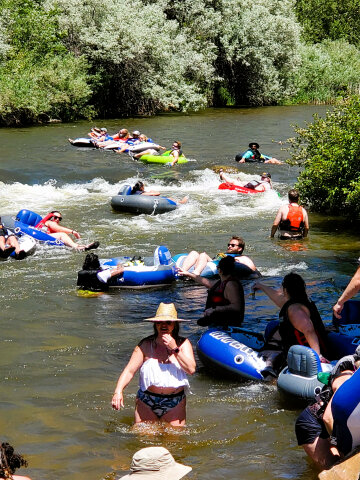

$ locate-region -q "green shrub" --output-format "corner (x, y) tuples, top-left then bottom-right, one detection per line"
(290, 40), (360, 104)
(0, 53), (94, 125)
(288, 95), (360, 217)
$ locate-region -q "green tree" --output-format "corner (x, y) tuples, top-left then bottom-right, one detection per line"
(288, 96), (360, 216)
(0, 0), (93, 125)
(291, 39), (360, 103)
(295, 0), (360, 46)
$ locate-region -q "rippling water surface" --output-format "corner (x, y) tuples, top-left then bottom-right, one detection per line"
(1, 106), (360, 480)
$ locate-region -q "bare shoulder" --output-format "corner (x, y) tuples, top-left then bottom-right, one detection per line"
(288, 302), (310, 317)
(137, 336), (153, 353)
(235, 255), (256, 270)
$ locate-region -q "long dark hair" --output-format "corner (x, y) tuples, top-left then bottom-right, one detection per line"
(131, 181), (144, 194)
(218, 256), (236, 276)
(82, 253), (100, 270)
(0, 443), (28, 478)
(282, 272), (308, 303)
(138, 322), (185, 348)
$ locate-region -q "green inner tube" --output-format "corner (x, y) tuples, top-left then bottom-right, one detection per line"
(139, 150), (188, 164)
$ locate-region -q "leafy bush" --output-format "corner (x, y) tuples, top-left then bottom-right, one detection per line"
(288, 95), (360, 216)
(290, 40), (360, 104)
(0, 0), (93, 125)
(295, 0), (360, 46)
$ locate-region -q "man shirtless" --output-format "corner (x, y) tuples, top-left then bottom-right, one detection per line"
(179, 236), (260, 276)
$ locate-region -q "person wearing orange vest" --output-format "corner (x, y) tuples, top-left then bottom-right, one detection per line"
(271, 189), (309, 239)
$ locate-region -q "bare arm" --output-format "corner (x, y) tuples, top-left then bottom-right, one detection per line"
(111, 346), (144, 410)
(235, 255), (258, 272)
(141, 190), (161, 196)
(253, 281), (286, 308)
(177, 267), (215, 289)
(333, 266), (360, 319)
(110, 265), (124, 277)
(46, 220), (80, 238)
(161, 336), (196, 375)
(169, 150), (180, 166)
(288, 304), (321, 355)
(302, 208), (309, 237)
(270, 207), (283, 237)
(322, 372), (353, 434)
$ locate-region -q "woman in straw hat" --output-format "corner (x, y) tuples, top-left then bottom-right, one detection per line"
(119, 447), (192, 479)
(112, 303), (196, 426)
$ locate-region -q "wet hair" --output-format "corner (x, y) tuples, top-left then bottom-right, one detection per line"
(82, 253), (100, 270)
(282, 272), (308, 302)
(230, 236), (245, 252)
(0, 443), (28, 478)
(218, 255), (236, 276)
(131, 181), (144, 194)
(173, 140), (181, 148)
(288, 189), (300, 203)
(249, 142), (260, 149)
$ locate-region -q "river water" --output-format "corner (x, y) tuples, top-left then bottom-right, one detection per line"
(1, 106), (360, 480)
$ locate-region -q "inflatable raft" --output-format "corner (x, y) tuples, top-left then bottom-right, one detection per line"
(111, 185), (178, 215)
(1, 211), (65, 246)
(68, 138), (94, 148)
(139, 150), (188, 165)
(326, 300), (360, 357)
(276, 301), (360, 401)
(218, 182), (265, 194)
(104, 141), (161, 153)
(173, 253), (259, 279)
(0, 232), (36, 260)
(99, 246), (175, 289)
(197, 324), (280, 381)
(277, 345), (333, 401)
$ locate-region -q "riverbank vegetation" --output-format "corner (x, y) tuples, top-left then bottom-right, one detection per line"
(0, 0), (360, 125)
(288, 96), (360, 217)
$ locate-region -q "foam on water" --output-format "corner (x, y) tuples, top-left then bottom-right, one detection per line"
(262, 261), (309, 277)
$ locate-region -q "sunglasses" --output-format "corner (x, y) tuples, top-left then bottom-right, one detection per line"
(155, 321), (174, 325)
(53, 216), (62, 221)
(228, 243), (239, 247)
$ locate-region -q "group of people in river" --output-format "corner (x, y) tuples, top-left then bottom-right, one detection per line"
(4, 135), (360, 479)
(108, 260), (360, 476)
(71, 126), (185, 166)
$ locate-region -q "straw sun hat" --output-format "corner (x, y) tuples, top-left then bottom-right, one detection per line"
(120, 447), (192, 480)
(144, 303), (190, 322)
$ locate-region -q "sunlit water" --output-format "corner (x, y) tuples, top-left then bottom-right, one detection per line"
(1, 106), (360, 480)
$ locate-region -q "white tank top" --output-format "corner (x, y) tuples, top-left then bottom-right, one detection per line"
(139, 357), (190, 393)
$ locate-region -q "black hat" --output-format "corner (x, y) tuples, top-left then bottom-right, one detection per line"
(261, 172), (271, 178)
(249, 142), (259, 149)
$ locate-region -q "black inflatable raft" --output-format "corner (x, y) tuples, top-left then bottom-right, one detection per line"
(111, 185), (178, 215)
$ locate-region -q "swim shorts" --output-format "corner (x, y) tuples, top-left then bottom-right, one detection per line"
(295, 404), (329, 445)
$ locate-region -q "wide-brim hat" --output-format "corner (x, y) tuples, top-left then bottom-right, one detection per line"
(120, 447), (192, 479)
(249, 142), (259, 149)
(261, 172), (271, 178)
(144, 302), (190, 322)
